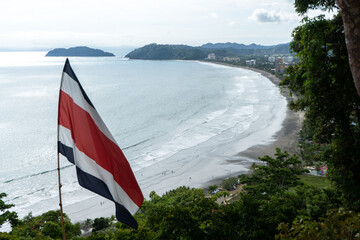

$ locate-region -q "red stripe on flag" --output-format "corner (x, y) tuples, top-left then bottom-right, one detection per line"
(58, 90), (143, 206)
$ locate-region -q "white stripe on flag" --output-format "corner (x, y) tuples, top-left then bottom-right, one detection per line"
(60, 72), (117, 145)
(59, 125), (140, 215)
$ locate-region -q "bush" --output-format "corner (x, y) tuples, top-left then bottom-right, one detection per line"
(92, 217), (110, 232)
(208, 184), (218, 193)
(222, 177), (238, 190)
(41, 221), (62, 239)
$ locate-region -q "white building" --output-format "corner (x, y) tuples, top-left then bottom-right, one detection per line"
(246, 59), (256, 66)
(223, 57), (240, 62)
(283, 56), (294, 64)
(207, 53), (216, 60)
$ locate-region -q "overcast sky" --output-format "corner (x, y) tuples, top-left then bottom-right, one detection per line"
(0, 0), (334, 50)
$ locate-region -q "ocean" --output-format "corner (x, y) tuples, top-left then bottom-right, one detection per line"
(0, 49), (287, 222)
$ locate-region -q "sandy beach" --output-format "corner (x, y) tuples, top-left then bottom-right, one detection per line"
(201, 63), (303, 187)
(233, 65), (303, 158)
(64, 62), (303, 223)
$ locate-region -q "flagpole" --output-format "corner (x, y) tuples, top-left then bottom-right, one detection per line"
(58, 65), (67, 240)
(57, 151), (66, 240)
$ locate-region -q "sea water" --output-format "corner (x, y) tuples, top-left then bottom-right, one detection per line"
(0, 50), (286, 221)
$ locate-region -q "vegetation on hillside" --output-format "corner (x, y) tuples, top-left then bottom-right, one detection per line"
(281, 13), (360, 209)
(46, 47), (115, 57)
(3, 150), (353, 239)
(2, 1), (360, 239)
(125, 43), (290, 60)
(125, 44), (207, 60)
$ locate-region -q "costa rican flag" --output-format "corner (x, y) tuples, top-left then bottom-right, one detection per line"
(57, 59), (143, 229)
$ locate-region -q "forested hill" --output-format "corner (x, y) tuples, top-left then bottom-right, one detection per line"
(125, 44), (207, 60)
(201, 42), (289, 50)
(125, 43), (290, 60)
(46, 46), (115, 57)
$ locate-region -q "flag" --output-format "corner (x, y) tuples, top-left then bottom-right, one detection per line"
(57, 59), (143, 229)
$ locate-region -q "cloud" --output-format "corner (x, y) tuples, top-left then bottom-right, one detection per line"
(249, 8), (299, 23)
(251, 9), (281, 22)
(228, 21), (236, 26)
(210, 12), (218, 19)
(266, 2), (280, 7)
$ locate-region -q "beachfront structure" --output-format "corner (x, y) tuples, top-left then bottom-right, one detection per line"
(275, 58), (286, 73)
(246, 59), (256, 66)
(207, 53), (216, 60)
(283, 56), (294, 64)
(222, 57), (240, 62)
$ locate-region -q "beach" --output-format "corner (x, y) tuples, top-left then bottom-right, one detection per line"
(201, 63), (303, 187)
(64, 63), (303, 223)
(0, 54), (294, 229)
(233, 65), (303, 158)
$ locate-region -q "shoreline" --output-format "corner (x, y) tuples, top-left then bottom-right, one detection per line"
(202, 61), (303, 186)
(64, 62), (304, 224)
(0, 58), (305, 232)
(228, 64), (303, 156)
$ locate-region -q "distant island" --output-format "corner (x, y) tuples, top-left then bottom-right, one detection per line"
(125, 43), (290, 60)
(46, 46), (115, 57)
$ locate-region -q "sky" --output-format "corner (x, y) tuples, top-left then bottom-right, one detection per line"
(0, 0), (335, 50)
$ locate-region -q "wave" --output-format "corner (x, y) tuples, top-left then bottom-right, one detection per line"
(122, 137), (154, 150)
(3, 165), (73, 184)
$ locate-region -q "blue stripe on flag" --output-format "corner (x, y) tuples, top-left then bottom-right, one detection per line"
(58, 141), (138, 229)
(75, 166), (138, 229)
(63, 58), (95, 109)
(58, 141), (75, 164)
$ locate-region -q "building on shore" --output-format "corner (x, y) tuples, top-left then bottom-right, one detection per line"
(207, 53), (216, 60)
(268, 56), (276, 63)
(222, 57), (240, 62)
(275, 58), (286, 73)
(246, 59), (256, 66)
(283, 56), (294, 64)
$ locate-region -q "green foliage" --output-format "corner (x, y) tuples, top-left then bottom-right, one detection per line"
(92, 217), (110, 233)
(298, 175), (332, 189)
(281, 13), (360, 209)
(207, 184), (218, 192)
(294, 0), (336, 15)
(0, 154), (352, 240)
(0, 232), (16, 240)
(41, 221), (62, 239)
(82, 150), (330, 240)
(241, 148), (304, 197)
(7, 210), (80, 239)
(221, 177), (238, 190)
(125, 44), (207, 60)
(125, 43), (290, 60)
(141, 187), (217, 239)
(277, 209), (360, 239)
(294, 185), (341, 220)
(0, 193), (18, 228)
(81, 219), (94, 230)
(46, 46), (115, 57)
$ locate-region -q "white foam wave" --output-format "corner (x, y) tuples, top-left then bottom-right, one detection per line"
(13, 89), (50, 97)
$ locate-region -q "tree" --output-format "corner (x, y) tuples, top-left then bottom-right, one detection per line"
(207, 184), (218, 193)
(221, 177), (238, 191)
(8, 210), (81, 239)
(92, 217), (110, 233)
(282, 13), (360, 208)
(0, 192), (18, 228)
(277, 209), (360, 239)
(336, 0), (360, 97)
(41, 221), (62, 239)
(294, 0), (360, 97)
(240, 148), (304, 198)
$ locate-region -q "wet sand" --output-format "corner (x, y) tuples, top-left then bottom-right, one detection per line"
(203, 62), (304, 187)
